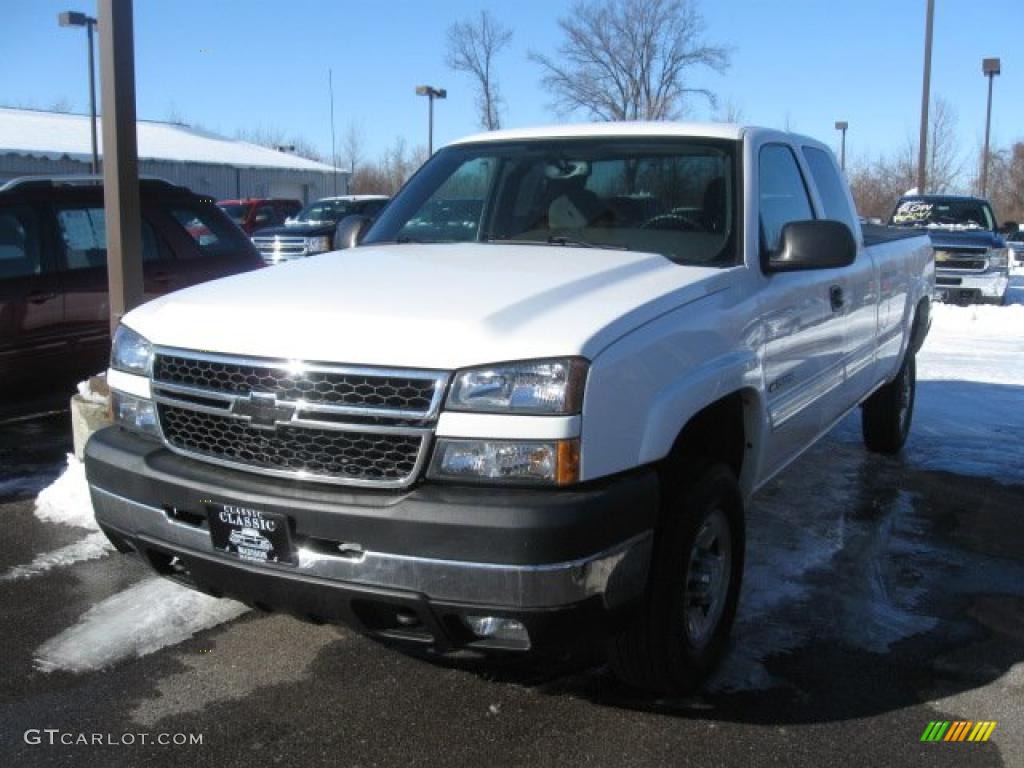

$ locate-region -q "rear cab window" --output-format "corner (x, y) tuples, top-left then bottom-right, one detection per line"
(801, 146), (858, 236)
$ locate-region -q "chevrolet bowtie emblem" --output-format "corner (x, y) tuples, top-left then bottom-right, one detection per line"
(231, 392), (296, 429)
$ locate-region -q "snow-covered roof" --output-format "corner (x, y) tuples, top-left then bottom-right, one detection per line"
(0, 107), (337, 172)
(451, 121), (747, 145)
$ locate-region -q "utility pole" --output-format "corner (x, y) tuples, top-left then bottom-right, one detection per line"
(979, 57), (1001, 198)
(329, 68), (338, 196)
(98, 0), (143, 333)
(415, 85), (447, 156)
(834, 121), (849, 171)
(916, 0), (935, 194)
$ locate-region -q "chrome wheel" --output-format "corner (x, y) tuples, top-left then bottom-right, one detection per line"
(683, 507), (732, 649)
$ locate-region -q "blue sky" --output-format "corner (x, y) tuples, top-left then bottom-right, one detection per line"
(3, 0), (1021, 176)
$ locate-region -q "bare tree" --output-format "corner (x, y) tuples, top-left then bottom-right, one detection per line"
(847, 98), (975, 220)
(712, 99), (744, 124)
(530, 0), (729, 121)
(985, 141), (1024, 224)
(342, 121), (365, 175)
(899, 97), (963, 193)
(446, 11), (513, 130)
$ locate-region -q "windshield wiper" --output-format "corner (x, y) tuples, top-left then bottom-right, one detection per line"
(485, 236), (630, 251)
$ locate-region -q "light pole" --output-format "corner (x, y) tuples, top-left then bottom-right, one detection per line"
(916, 0), (935, 194)
(415, 85), (446, 156)
(834, 121), (849, 171)
(979, 57), (1001, 198)
(58, 11), (100, 174)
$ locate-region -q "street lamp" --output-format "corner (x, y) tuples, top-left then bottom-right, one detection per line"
(979, 57), (1001, 198)
(58, 10), (100, 174)
(834, 121), (849, 171)
(415, 85), (446, 156)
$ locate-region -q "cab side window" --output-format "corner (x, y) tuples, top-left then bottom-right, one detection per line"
(0, 206), (43, 279)
(759, 144), (814, 253)
(802, 146), (857, 235)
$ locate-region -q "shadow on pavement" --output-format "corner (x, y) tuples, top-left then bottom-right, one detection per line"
(398, 381), (1024, 727)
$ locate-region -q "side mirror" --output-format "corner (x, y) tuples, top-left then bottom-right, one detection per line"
(766, 220), (856, 272)
(334, 215), (372, 250)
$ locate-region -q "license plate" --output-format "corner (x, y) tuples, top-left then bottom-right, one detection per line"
(207, 503), (295, 565)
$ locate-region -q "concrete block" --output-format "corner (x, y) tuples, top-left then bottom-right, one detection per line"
(71, 374), (112, 460)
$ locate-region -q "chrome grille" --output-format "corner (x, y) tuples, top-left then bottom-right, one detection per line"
(251, 235), (308, 263)
(159, 406), (422, 484)
(153, 354), (436, 412)
(935, 250), (987, 272)
(151, 349), (446, 488)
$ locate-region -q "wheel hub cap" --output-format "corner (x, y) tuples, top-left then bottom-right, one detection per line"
(683, 508), (732, 648)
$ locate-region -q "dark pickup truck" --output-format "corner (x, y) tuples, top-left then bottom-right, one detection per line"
(250, 195), (389, 264)
(889, 194), (1009, 305)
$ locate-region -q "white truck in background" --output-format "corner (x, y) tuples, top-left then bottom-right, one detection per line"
(86, 123), (933, 693)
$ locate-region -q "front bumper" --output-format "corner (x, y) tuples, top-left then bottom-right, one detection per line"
(936, 269), (1008, 301)
(85, 427), (657, 651)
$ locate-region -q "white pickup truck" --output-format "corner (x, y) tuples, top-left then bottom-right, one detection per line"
(86, 123), (933, 693)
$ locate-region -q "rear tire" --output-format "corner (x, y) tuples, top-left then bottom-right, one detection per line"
(607, 463), (744, 693)
(862, 353), (916, 454)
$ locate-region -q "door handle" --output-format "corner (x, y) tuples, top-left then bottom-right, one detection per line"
(27, 291), (57, 305)
(829, 285), (845, 312)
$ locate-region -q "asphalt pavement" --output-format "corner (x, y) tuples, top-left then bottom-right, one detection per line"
(0, 389), (1021, 768)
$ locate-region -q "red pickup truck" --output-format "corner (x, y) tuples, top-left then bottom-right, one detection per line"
(217, 198), (302, 235)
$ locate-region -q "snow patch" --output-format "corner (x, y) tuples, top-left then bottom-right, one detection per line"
(2, 532), (113, 581)
(76, 377), (108, 405)
(35, 577), (249, 673)
(33, 454), (96, 530)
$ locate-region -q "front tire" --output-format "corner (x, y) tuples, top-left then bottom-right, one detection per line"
(607, 464), (744, 693)
(862, 353), (916, 454)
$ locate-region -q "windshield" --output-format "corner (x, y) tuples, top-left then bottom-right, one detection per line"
(890, 198), (996, 230)
(292, 200), (359, 224)
(218, 203), (249, 224)
(364, 139), (738, 265)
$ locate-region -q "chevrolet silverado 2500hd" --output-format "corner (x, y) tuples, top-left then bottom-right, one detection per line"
(890, 194), (1008, 305)
(86, 123), (933, 692)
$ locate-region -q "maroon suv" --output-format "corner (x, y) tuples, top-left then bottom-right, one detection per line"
(0, 177), (264, 394)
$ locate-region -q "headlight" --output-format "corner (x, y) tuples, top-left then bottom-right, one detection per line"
(987, 247), (1009, 269)
(306, 235), (331, 253)
(447, 358), (587, 415)
(111, 390), (161, 438)
(110, 324), (153, 375)
(428, 438), (580, 486)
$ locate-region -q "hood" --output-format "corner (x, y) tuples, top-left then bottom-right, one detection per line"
(123, 243), (731, 370)
(251, 223), (337, 237)
(925, 229), (1004, 250)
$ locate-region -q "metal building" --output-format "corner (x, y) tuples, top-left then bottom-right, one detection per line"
(0, 107), (348, 202)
